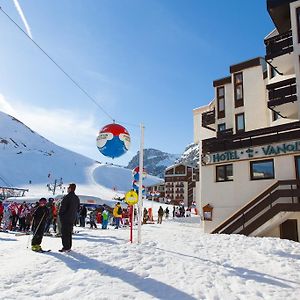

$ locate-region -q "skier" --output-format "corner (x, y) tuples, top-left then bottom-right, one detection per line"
(113, 202), (122, 229)
(0, 201), (4, 228)
(165, 207), (169, 219)
(79, 205), (87, 227)
(89, 210), (97, 229)
(44, 198), (54, 235)
(31, 198), (49, 252)
(102, 208), (109, 229)
(157, 206), (164, 224)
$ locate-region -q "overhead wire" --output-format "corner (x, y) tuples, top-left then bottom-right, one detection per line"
(0, 5), (118, 123)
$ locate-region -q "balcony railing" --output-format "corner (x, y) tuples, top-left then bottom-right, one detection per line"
(267, 77), (297, 107)
(202, 121), (300, 154)
(217, 128), (233, 138)
(202, 109), (215, 127)
(265, 30), (293, 60)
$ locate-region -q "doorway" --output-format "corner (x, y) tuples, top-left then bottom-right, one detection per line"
(280, 219), (299, 242)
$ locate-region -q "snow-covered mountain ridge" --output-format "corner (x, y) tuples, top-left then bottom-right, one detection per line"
(175, 143), (199, 167)
(127, 148), (180, 178)
(0, 111), (162, 197)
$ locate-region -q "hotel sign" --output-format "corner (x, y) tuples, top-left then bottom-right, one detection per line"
(202, 140), (300, 165)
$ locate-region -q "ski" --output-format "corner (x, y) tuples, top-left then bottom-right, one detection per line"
(37, 249), (51, 253)
(15, 232), (30, 236)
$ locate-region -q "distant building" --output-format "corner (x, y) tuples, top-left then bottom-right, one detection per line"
(193, 0), (300, 242)
(146, 183), (165, 202)
(164, 163), (199, 206)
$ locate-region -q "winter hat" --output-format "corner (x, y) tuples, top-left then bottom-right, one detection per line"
(39, 198), (47, 205)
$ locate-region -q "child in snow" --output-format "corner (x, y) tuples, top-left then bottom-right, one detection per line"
(102, 209), (109, 229)
(31, 198), (49, 252)
(89, 210), (97, 229)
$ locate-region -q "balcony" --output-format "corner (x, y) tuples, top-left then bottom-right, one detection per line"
(217, 128), (233, 138)
(264, 30), (293, 60)
(202, 121), (300, 154)
(267, 77), (297, 107)
(202, 109), (215, 127)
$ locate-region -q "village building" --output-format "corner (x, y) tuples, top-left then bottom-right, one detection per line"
(164, 163), (199, 206)
(194, 0), (300, 241)
(146, 182), (165, 202)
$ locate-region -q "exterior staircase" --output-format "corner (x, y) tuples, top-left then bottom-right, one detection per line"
(211, 180), (300, 235)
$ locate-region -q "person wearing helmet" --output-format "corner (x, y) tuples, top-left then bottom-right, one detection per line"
(31, 198), (49, 252)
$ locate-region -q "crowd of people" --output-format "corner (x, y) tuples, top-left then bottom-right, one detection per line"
(0, 198), (59, 234)
(0, 185), (195, 252)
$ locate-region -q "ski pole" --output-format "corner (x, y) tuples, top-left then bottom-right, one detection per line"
(27, 213), (45, 249)
(26, 215), (35, 249)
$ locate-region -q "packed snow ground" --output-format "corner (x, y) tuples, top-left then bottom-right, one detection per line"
(1, 216), (300, 300)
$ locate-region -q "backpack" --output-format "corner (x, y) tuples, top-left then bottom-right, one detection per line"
(117, 206), (122, 215)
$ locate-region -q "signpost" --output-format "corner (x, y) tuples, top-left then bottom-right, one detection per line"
(137, 124), (144, 244)
(125, 190), (138, 243)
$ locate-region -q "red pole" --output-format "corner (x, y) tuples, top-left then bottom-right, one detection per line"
(130, 205), (133, 243)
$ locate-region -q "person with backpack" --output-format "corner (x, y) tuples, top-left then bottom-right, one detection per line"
(113, 202), (122, 229)
(89, 209), (97, 229)
(31, 198), (49, 252)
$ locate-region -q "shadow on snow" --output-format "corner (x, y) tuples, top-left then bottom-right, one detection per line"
(46, 251), (196, 300)
(155, 247), (298, 289)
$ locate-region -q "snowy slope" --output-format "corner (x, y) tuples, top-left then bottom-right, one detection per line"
(0, 218), (299, 299)
(0, 111), (162, 198)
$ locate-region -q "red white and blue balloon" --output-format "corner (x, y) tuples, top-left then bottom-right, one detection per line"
(132, 180), (145, 195)
(132, 166), (147, 181)
(96, 123), (130, 158)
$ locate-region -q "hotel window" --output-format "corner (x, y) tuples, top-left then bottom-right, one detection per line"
(235, 113), (245, 132)
(297, 7), (300, 43)
(234, 72), (244, 107)
(217, 86), (225, 118)
(218, 123), (226, 132)
(250, 159), (274, 180)
(216, 164), (233, 182)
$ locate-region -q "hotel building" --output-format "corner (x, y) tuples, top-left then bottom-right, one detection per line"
(194, 0), (300, 241)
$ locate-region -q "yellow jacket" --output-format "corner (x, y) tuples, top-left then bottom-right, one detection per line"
(113, 205), (122, 218)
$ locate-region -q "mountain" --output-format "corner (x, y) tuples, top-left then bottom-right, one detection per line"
(0, 111), (162, 197)
(175, 143), (199, 167)
(127, 148), (180, 178)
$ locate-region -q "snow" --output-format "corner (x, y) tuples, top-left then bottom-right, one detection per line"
(1, 217), (300, 299)
(1, 112), (300, 299)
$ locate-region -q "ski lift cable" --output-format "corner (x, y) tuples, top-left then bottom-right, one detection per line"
(0, 6), (140, 128)
(0, 173), (13, 187)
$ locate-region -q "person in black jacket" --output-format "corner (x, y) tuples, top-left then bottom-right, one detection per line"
(79, 205), (87, 227)
(31, 198), (49, 252)
(59, 183), (80, 252)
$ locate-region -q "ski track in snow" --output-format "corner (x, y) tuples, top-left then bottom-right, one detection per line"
(1, 219), (300, 300)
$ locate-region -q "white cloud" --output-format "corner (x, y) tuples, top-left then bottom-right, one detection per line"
(0, 94), (100, 159)
(12, 0), (33, 39)
(0, 94), (137, 165)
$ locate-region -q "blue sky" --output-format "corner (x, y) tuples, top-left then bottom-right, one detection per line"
(0, 0), (274, 165)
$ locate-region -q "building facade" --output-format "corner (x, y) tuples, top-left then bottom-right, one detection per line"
(164, 164), (199, 206)
(194, 0), (300, 241)
(146, 183), (165, 202)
